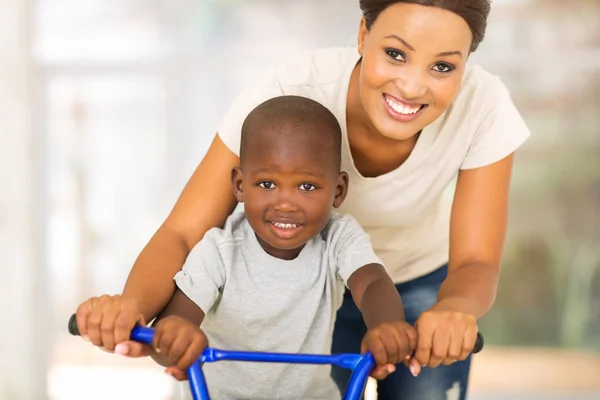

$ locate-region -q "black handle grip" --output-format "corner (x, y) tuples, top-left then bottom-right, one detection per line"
(473, 331), (484, 354)
(68, 313), (484, 353)
(68, 313), (80, 336)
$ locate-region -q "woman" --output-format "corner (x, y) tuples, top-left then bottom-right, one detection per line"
(76, 1), (530, 398)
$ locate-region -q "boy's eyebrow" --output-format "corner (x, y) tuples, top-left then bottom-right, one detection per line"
(250, 168), (326, 178)
(299, 170), (326, 178)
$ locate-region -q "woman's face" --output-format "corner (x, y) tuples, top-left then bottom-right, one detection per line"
(357, 3), (473, 141)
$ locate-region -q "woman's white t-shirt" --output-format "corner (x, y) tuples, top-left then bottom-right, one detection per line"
(217, 47), (531, 284)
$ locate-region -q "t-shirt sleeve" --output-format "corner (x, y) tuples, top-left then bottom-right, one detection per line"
(173, 230), (226, 314)
(328, 215), (384, 284)
(217, 65), (285, 156)
(460, 77), (531, 170)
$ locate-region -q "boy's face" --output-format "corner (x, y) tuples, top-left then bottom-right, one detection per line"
(232, 127), (348, 260)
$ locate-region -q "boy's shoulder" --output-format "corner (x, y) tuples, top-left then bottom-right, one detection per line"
(201, 211), (248, 250)
(320, 212), (365, 241)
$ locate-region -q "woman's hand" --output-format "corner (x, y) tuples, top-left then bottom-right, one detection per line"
(75, 294), (154, 357)
(412, 308), (479, 371)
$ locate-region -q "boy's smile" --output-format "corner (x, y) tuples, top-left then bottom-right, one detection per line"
(267, 220), (304, 241)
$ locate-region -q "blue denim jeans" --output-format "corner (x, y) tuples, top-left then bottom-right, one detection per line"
(331, 265), (472, 400)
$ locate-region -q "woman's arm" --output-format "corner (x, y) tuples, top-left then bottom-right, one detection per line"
(122, 134), (239, 322)
(433, 153), (515, 318)
(412, 153), (515, 368)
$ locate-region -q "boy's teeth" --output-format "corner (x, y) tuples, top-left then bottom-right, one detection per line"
(385, 95), (422, 115)
(273, 222), (298, 229)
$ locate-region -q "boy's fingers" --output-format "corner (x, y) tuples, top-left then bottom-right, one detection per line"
(158, 330), (178, 363)
(379, 330), (399, 364)
(166, 367), (188, 381)
(115, 341), (154, 358)
(370, 364), (395, 380)
(391, 327), (412, 361)
(170, 336), (191, 370)
(368, 338), (388, 367)
(405, 325), (418, 353)
(178, 335), (206, 371)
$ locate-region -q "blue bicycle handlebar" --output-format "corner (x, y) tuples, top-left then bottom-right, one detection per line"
(68, 313), (483, 400)
(68, 314), (374, 400)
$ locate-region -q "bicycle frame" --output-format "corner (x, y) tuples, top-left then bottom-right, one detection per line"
(124, 325), (374, 400)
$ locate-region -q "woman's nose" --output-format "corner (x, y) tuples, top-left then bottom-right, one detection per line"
(395, 67), (428, 100)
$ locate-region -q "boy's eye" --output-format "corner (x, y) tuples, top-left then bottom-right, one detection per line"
(258, 181), (276, 189)
(299, 183), (316, 192)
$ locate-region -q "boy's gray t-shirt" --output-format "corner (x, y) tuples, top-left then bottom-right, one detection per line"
(174, 211), (382, 400)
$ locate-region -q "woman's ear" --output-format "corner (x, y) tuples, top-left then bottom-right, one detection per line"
(333, 171), (349, 208)
(231, 166), (244, 203)
(358, 18), (368, 56)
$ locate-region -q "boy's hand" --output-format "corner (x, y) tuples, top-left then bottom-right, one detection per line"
(361, 321), (417, 380)
(153, 315), (208, 379)
(75, 294), (153, 357)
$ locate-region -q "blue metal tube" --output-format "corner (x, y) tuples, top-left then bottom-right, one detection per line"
(129, 325), (373, 400)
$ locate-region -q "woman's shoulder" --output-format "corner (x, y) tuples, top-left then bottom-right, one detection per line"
(454, 64), (514, 110)
(270, 46), (360, 88)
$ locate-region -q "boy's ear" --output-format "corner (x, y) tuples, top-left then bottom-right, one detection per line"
(333, 171), (349, 208)
(231, 166), (244, 203)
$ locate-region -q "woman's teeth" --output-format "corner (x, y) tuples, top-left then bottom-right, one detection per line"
(384, 95), (423, 115)
(272, 222), (298, 229)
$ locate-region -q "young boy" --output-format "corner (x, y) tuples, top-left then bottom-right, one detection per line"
(80, 95), (417, 399)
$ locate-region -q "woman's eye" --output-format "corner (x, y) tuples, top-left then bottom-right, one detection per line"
(299, 183), (316, 191)
(385, 49), (406, 62)
(432, 63), (455, 73)
(258, 181), (276, 189)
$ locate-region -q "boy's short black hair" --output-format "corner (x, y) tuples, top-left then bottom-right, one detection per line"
(239, 95), (342, 169)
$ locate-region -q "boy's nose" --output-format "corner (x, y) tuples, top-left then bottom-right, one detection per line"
(273, 191), (298, 213)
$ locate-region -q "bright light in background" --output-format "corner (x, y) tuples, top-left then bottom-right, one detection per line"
(49, 366), (174, 400)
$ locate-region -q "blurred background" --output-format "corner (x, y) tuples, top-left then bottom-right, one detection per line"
(1, 0), (599, 399)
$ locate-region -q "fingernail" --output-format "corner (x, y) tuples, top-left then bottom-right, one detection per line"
(82, 335), (90, 342)
(388, 365), (395, 373)
(115, 344), (128, 355)
(405, 354), (411, 360)
(410, 364), (418, 377)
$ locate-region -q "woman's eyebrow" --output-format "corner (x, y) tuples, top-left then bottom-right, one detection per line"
(385, 34), (415, 52)
(384, 34), (463, 58)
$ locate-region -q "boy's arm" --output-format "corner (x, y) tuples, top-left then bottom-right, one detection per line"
(150, 288), (205, 367)
(347, 264), (405, 328)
